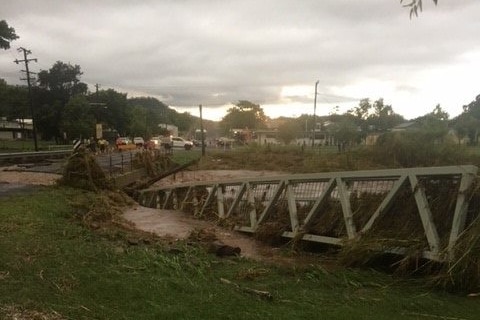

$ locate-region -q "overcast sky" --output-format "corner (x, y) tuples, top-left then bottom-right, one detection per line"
(1, 0), (479, 121)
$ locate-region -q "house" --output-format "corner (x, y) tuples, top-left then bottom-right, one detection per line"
(391, 121), (419, 132)
(0, 118), (34, 140)
(158, 123), (178, 137)
(255, 129), (279, 145)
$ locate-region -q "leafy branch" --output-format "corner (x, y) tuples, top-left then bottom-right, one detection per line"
(401, 0), (438, 18)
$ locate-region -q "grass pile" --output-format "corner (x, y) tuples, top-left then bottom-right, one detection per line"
(59, 148), (111, 190)
(335, 177), (480, 293)
(133, 151), (173, 176)
(430, 217), (480, 292)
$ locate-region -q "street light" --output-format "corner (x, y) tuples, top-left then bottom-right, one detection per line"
(312, 80), (319, 147)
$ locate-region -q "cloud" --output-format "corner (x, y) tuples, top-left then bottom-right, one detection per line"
(1, 0), (479, 121)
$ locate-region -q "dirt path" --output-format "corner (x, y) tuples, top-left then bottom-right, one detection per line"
(0, 167), (60, 185)
(0, 167), (61, 198)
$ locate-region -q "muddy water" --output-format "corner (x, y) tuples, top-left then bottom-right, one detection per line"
(123, 205), (273, 260)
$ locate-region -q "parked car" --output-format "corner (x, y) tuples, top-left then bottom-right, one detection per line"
(116, 137), (130, 145)
(115, 137), (136, 151)
(171, 136), (194, 150)
(133, 137), (145, 147)
(192, 139), (201, 147)
(148, 136), (173, 150)
(147, 136), (194, 150)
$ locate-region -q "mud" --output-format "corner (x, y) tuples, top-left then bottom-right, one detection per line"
(124, 169), (288, 261)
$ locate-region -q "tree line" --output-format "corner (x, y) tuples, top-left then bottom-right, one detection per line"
(2, 20), (200, 142)
(0, 60), (199, 143)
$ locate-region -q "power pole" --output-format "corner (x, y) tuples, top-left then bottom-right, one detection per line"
(95, 83), (100, 101)
(14, 47), (39, 151)
(312, 80), (319, 147)
(199, 104), (206, 157)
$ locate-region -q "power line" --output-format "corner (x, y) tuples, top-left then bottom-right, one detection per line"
(14, 47), (39, 151)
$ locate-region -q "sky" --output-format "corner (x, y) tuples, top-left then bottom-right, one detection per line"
(1, 0), (479, 122)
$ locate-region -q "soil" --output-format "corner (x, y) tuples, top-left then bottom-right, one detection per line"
(0, 166), (61, 198)
(123, 206), (280, 261)
(123, 169), (292, 262)
(0, 166), (60, 185)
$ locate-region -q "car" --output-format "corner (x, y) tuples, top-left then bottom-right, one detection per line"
(115, 137), (136, 151)
(191, 139), (201, 147)
(148, 136), (173, 150)
(133, 137), (145, 147)
(171, 137), (194, 150)
(115, 137), (131, 146)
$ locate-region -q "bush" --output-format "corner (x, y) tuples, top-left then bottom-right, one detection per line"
(374, 131), (470, 167)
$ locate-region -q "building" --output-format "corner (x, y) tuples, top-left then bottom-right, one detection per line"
(255, 129), (279, 145)
(158, 123), (178, 137)
(0, 118), (34, 140)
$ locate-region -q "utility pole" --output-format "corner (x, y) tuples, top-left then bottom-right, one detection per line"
(89, 84), (106, 140)
(312, 80), (319, 147)
(95, 83), (100, 101)
(14, 47), (38, 151)
(199, 104), (206, 156)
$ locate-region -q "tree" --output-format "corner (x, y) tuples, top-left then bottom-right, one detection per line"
(0, 80), (28, 120)
(401, 0), (438, 18)
(219, 101), (267, 135)
(452, 94), (480, 145)
(0, 79), (30, 119)
(167, 110), (195, 134)
(277, 119), (301, 145)
(462, 94), (480, 118)
(128, 97), (168, 138)
(367, 98), (404, 132)
(348, 98), (371, 120)
(452, 113), (478, 145)
(94, 89), (129, 136)
(37, 61), (88, 105)
(128, 105), (148, 138)
(0, 20), (19, 50)
(331, 115), (359, 146)
(34, 61), (89, 141)
(61, 95), (96, 140)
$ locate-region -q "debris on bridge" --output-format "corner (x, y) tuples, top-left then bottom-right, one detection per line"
(136, 165), (480, 291)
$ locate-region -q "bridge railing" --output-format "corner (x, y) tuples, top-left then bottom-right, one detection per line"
(136, 165), (479, 262)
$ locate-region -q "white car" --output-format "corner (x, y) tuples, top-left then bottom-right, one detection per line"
(133, 137), (145, 147)
(171, 137), (194, 150)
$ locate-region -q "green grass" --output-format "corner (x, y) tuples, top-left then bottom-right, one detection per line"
(2, 187), (480, 319)
(171, 148), (202, 166)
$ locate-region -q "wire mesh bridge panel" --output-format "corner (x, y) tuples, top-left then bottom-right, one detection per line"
(136, 165), (479, 262)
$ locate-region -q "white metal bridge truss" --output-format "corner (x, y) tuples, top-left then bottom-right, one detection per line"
(136, 165), (479, 262)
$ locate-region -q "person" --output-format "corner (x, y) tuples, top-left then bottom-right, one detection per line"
(89, 137), (97, 154)
(98, 138), (107, 153)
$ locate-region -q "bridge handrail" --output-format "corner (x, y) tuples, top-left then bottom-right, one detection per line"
(137, 165), (479, 262)
(0, 150), (72, 161)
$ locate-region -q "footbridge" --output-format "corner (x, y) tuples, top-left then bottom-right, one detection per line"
(135, 165), (479, 262)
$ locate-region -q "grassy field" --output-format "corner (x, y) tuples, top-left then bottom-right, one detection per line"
(1, 187), (480, 320)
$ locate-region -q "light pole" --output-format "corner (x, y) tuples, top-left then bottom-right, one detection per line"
(312, 80), (319, 147)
